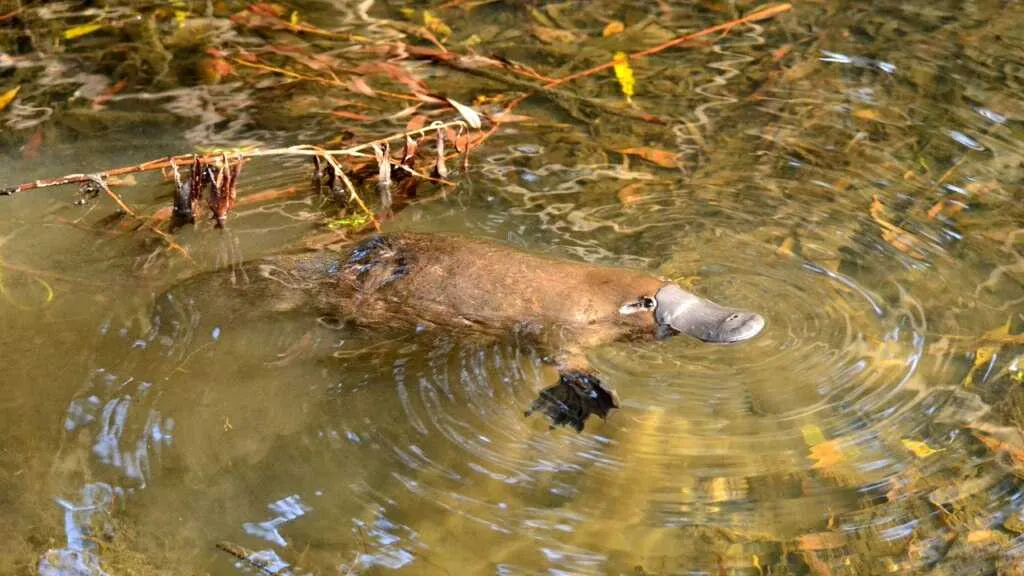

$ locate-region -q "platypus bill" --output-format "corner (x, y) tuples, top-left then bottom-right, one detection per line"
(182, 232), (766, 431)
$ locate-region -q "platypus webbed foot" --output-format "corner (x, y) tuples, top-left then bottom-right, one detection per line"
(524, 371), (619, 432)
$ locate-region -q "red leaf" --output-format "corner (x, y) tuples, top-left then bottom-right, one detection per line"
(348, 76), (375, 96)
(618, 147), (679, 168)
(488, 112), (534, 124)
(331, 110), (371, 121)
(405, 115), (428, 132)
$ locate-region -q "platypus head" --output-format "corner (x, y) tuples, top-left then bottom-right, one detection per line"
(621, 284), (765, 343)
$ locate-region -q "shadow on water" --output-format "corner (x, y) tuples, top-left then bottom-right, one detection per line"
(4, 0), (1024, 574)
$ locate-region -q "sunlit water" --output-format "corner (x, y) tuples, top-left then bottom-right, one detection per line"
(3, 1), (1024, 574)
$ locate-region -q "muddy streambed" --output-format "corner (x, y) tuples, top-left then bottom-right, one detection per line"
(2, 1), (1024, 574)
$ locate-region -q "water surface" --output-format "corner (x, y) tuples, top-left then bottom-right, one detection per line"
(3, 1), (1024, 574)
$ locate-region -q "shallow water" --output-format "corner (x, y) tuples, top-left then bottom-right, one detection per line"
(3, 0), (1024, 574)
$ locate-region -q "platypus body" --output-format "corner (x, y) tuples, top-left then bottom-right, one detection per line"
(174, 232), (765, 430)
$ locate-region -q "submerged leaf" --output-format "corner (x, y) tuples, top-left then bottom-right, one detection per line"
(532, 25), (578, 44)
(964, 320), (1008, 387)
(0, 85), (20, 112)
(327, 213), (369, 230)
(63, 23), (103, 40)
(618, 147), (678, 168)
(809, 440), (844, 470)
(901, 438), (942, 458)
(612, 52), (635, 103)
(423, 10), (452, 38)
(797, 532), (846, 551)
(602, 21), (625, 37)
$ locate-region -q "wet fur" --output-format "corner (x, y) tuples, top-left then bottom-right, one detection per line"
(167, 232), (675, 430)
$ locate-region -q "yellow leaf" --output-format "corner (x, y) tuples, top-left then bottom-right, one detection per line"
(602, 20), (625, 37)
(901, 438), (941, 458)
(63, 23), (103, 40)
(423, 10), (452, 38)
(776, 236), (795, 257)
(966, 530), (1000, 544)
(290, 11), (300, 25)
(0, 85), (20, 112)
(809, 440), (844, 470)
(174, 10), (188, 29)
(612, 51), (634, 103)
(852, 108), (880, 121)
(964, 319), (1009, 388)
(800, 424), (826, 446)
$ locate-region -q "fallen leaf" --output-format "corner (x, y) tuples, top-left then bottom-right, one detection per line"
(964, 320), (1008, 388)
(423, 10), (452, 38)
(532, 25), (578, 44)
(797, 532), (846, 551)
(487, 112), (534, 124)
(0, 85), (20, 112)
(972, 429), (1024, 468)
(801, 424), (826, 446)
(197, 58), (232, 84)
(618, 147), (678, 168)
(800, 424), (846, 471)
(772, 44), (793, 61)
(250, 3), (288, 17)
(405, 115), (428, 132)
(612, 51), (635, 103)
(63, 23), (103, 40)
(809, 440), (844, 470)
(967, 530), (999, 544)
(901, 438), (942, 458)
(91, 79), (127, 110)
(355, 62), (429, 97)
(446, 97), (482, 129)
(331, 110), (371, 121)
(776, 237), (795, 257)
(602, 20), (625, 37)
(617, 182), (647, 207)
(21, 127), (43, 161)
(852, 108), (880, 121)
(349, 76), (376, 97)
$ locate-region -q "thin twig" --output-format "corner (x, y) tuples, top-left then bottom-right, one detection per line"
(316, 150), (381, 231)
(87, 175), (137, 217)
(0, 7), (23, 22)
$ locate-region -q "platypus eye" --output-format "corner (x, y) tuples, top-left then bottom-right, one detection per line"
(618, 296), (656, 315)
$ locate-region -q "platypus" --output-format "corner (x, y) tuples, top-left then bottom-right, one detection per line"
(174, 232), (765, 430)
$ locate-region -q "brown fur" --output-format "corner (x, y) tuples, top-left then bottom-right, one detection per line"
(322, 233), (664, 351)
(164, 232), (676, 430)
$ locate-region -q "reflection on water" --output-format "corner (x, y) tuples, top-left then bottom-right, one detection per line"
(3, 0), (1024, 574)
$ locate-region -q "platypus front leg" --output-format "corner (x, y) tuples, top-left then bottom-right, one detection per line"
(524, 350), (619, 432)
(524, 371), (619, 432)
